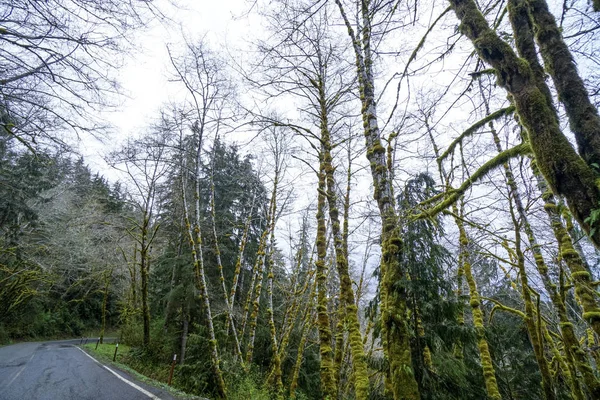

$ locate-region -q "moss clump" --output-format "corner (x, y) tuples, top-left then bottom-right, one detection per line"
(582, 312), (600, 322)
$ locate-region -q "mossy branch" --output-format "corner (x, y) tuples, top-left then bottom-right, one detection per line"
(485, 297), (526, 320)
(469, 68), (496, 79)
(438, 105), (515, 162)
(417, 142), (531, 218)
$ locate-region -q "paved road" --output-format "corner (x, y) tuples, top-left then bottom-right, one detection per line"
(0, 339), (176, 400)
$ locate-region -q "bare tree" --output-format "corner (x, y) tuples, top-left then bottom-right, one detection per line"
(108, 127), (172, 349)
(0, 0), (158, 149)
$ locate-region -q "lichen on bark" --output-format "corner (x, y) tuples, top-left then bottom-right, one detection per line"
(448, 0), (600, 249)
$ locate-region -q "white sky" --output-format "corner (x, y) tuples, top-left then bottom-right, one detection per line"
(81, 0), (255, 173)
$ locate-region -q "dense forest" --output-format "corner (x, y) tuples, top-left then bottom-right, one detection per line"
(1, 0), (600, 399)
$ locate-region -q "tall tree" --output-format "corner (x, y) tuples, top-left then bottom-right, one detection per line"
(334, 0), (421, 397)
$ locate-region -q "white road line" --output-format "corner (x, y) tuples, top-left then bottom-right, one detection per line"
(76, 347), (101, 364)
(6, 350), (36, 387)
(75, 347), (162, 400)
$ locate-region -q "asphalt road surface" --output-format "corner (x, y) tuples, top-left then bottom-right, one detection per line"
(0, 339), (177, 400)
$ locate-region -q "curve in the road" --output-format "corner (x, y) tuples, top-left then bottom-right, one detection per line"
(0, 339), (173, 400)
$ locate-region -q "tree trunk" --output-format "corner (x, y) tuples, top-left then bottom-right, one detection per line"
(209, 142), (242, 360)
(180, 304), (189, 365)
(290, 275), (317, 399)
(334, 1), (420, 397)
(314, 147), (337, 399)
(245, 172), (278, 365)
(180, 147), (227, 399)
(321, 105), (369, 400)
(266, 228), (283, 399)
(507, 195), (556, 400)
(447, 0), (600, 249)
(100, 269), (111, 345)
(454, 207), (502, 400)
(227, 195), (255, 336)
(141, 214), (150, 349)
(524, 0), (600, 167)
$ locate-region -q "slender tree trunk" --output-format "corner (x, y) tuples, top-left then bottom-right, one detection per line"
(507, 195), (556, 400)
(322, 123), (369, 400)
(479, 68), (600, 396)
(290, 274), (317, 399)
(239, 221), (268, 342)
(334, 1), (419, 397)
(130, 244), (138, 311)
(208, 142), (243, 361)
(533, 166), (600, 332)
(503, 6), (600, 392)
(314, 147), (337, 399)
(278, 260), (314, 362)
(180, 145), (227, 399)
(227, 195), (256, 335)
(265, 224), (284, 399)
(427, 122), (500, 396)
(141, 214), (150, 349)
(455, 206), (502, 400)
(543, 323), (585, 400)
(100, 269), (112, 345)
(245, 173), (279, 365)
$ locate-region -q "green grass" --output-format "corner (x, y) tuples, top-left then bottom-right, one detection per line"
(83, 342), (131, 363)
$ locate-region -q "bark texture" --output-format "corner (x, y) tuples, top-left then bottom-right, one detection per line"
(448, 0), (600, 249)
(525, 0), (600, 167)
(314, 150), (337, 399)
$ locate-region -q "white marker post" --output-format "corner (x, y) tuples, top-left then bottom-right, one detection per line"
(168, 354), (177, 386)
(113, 343), (119, 362)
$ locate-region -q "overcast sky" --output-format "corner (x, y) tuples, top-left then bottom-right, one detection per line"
(81, 0), (255, 173)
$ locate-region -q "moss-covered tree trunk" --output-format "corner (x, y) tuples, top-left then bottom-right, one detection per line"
(239, 224), (266, 341)
(491, 129), (599, 397)
(277, 255), (313, 363)
(99, 268), (112, 345)
(426, 119), (499, 395)
(180, 141), (227, 399)
(266, 226), (284, 399)
(454, 206), (502, 400)
(130, 244), (138, 312)
(447, 0), (600, 249)
(245, 171), (278, 365)
(523, 0), (600, 167)
(505, 5), (600, 391)
(140, 212), (150, 349)
(290, 275), (317, 399)
(314, 147), (337, 399)
(507, 193), (556, 400)
(208, 141), (243, 361)
(228, 200), (254, 328)
(314, 60), (370, 400)
(543, 323), (585, 400)
(334, 1), (419, 397)
(534, 167), (600, 336)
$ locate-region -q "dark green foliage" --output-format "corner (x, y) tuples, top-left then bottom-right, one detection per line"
(397, 173), (470, 399)
(199, 140), (268, 288)
(0, 141), (128, 341)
